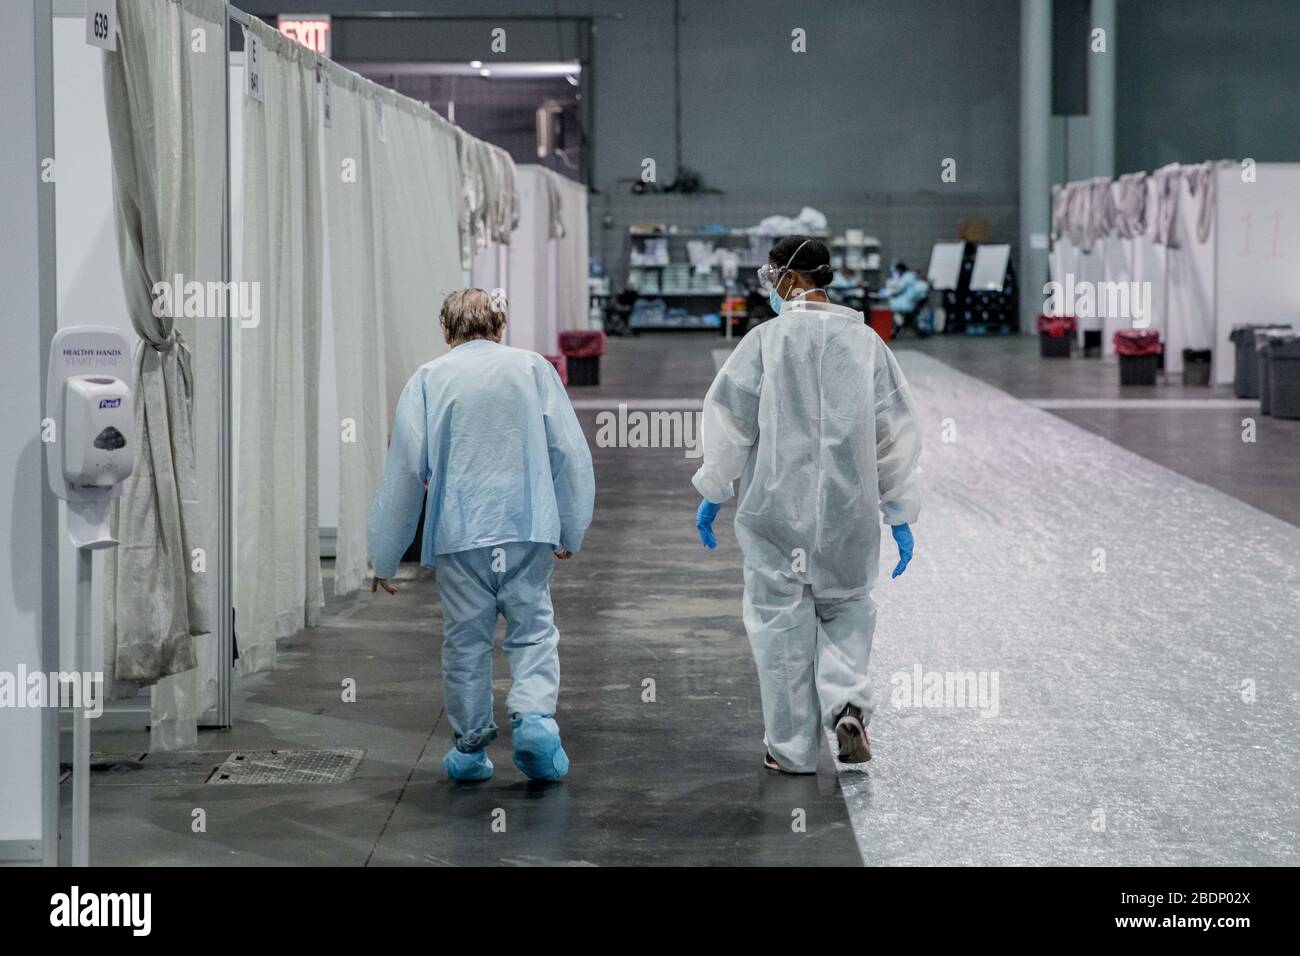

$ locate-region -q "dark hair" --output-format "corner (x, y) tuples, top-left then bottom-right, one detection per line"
(892, 260), (909, 273)
(768, 235), (833, 288)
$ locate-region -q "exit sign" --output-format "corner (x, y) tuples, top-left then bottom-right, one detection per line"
(277, 15), (331, 56)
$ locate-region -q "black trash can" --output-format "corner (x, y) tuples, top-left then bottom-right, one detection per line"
(1182, 349), (1212, 386)
(566, 354), (600, 386)
(1230, 323), (1292, 398)
(1039, 332), (1072, 358)
(1256, 331), (1290, 415)
(1082, 329), (1102, 356)
(1119, 353), (1159, 385)
(1266, 335), (1300, 419)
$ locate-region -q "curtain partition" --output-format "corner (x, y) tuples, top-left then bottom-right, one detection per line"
(101, 0), (227, 749)
(235, 19), (323, 671)
(103, 4), (526, 735)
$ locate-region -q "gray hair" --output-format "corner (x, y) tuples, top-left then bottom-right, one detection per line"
(439, 288), (507, 343)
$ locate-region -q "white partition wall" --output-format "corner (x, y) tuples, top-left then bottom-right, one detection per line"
(1213, 163), (1300, 384)
(1163, 175), (1217, 376)
(1051, 160), (1297, 382)
(53, 15), (135, 689)
(506, 165), (589, 354)
(554, 174), (590, 333)
(509, 166), (560, 355)
(0, 0), (53, 865)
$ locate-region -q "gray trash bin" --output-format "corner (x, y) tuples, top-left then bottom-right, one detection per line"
(1255, 330), (1295, 414)
(1266, 334), (1300, 419)
(1231, 323), (1292, 398)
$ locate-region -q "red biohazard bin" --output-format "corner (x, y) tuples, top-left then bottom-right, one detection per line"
(1036, 313), (1077, 358)
(869, 307), (894, 341)
(558, 330), (606, 386)
(1113, 329), (1162, 385)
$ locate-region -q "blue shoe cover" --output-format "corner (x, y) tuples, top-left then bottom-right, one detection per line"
(511, 715), (569, 781)
(443, 746), (493, 781)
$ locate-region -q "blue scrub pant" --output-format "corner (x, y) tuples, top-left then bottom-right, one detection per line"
(434, 542), (560, 753)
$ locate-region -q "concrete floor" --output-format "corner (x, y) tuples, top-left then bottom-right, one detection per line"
(77, 331), (1300, 866)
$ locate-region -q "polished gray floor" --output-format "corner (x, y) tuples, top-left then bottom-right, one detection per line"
(77, 331), (1299, 866)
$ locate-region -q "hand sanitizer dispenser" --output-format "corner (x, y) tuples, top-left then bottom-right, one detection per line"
(45, 326), (136, 867)
(62, 375), (134, 490)
(46, 327), (135, 548)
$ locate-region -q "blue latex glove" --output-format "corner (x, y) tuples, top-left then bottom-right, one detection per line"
(696, 499), (720, 549)
(890, 523), (914, 578)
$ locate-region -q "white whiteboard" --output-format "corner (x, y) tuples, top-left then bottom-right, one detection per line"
(1213, 163), (1300, 385)
(927, 242), (965, 290)
(971, 243), (1011, 291)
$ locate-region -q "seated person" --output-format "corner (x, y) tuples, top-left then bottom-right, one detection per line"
(876, 260), (930, 332)
(827, 264), (865, 309)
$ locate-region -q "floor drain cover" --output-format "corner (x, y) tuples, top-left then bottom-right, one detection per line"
(207, 749), (364, 785)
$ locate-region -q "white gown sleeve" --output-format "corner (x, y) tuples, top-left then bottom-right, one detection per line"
(367, 374), (431, 578)
(692, 332), (763, 505)
(874, 343), (922, 525)
(541, 362), (595, 553)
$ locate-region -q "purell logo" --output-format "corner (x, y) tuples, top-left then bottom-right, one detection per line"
(98, 398), (122, 409)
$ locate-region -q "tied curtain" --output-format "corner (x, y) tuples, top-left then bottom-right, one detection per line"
(101, 0), (226, 749)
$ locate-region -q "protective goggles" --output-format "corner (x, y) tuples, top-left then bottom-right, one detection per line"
(756, 238), (813, 292)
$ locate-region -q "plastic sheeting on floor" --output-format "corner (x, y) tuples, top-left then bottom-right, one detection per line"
(838, 353), (1300, 865)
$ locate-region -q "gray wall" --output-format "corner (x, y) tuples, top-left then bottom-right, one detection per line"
(251, 0), (1023, 273)
(1117, 0), (1300, 172)
(255, 0), (1022, 193)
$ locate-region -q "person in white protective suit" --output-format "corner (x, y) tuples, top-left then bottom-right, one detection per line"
(692, 236), (922, 774)
(367, 289), (595, 783)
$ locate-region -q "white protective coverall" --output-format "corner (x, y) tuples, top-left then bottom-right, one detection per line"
(692, 299), (922, 772)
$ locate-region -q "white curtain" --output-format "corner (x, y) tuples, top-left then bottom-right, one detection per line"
(235, 20), (323, 672)
(101, 0), (225, 749)
(1128, 175), (1168, 352)
(471, 243), (509, 314)
(508, 166), (563, 355)
(371, 94), (465, 417)
(1164, 171), (1217, 375)
(554, 174), (590, 333)
(323, 71), (387, 597)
